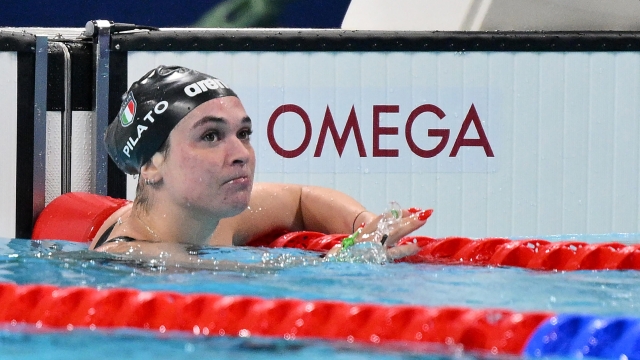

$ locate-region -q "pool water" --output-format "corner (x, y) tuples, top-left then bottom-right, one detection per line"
(1, 234), (640, 359)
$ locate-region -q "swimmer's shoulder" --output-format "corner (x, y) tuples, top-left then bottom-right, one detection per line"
(88, 202), (134, 250)
(93, 238), (192, 260)
(91, 236), (139, 254)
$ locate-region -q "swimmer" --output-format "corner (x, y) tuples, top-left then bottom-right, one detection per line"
(90, 65), (431, 262)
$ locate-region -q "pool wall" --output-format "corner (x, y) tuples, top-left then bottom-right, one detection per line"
(2, 27), (640, 239)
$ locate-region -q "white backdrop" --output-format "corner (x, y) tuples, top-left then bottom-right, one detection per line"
(0, 53), (17, 238)
(45, 111), (96, 204)
(126, 51), (640, 238)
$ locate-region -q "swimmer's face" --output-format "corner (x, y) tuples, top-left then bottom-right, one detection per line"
(158, 96), (255, 218)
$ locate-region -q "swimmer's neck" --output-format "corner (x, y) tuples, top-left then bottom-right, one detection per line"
(132, 201), (221, 246)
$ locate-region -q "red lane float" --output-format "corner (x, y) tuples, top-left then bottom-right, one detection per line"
(0, 282), (551, 355)
(32, 192), (640, 271)
(32, 192), (129, 242)
(250, 232), (640, 271)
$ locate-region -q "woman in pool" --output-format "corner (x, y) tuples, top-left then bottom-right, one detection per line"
(90, 65), (431, 261)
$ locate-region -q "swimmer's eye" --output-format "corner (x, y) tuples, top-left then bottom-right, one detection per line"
(201, 130), (220, 142)
(238, 129), (253, 140)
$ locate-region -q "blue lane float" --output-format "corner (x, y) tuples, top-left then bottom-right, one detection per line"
(526, 315), (640, 359)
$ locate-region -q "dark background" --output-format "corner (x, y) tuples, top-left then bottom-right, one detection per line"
(1, 0), (352, 28)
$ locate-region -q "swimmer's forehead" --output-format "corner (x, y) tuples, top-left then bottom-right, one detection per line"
(181, 97), (252, 129)
(189, 116), (252, 129)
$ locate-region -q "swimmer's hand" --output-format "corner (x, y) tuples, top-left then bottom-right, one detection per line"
(327, 207), (433, 260)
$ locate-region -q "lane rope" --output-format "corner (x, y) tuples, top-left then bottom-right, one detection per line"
(2, 282), (640, 358)
(0, 282), (549, 355)
(254, 232), (640, 271)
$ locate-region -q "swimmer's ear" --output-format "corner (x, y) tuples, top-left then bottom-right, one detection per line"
(140, 152), (166, 183)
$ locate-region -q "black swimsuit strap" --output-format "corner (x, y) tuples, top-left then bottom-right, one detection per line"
(94, 222), (139, 248)
(104, 236), (138, 244)
(94, 222), (117, 248)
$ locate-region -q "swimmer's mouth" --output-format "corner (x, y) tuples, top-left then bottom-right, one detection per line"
(223, 175), (251, 185)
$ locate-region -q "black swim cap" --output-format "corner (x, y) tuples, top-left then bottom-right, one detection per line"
(105, 65), (237, 175)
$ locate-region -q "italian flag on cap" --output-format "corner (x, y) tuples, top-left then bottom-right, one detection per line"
(120, 92), (137, 127)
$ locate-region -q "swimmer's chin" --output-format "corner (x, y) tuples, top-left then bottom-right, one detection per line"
(224, 204), (250, 218)
(220, 195), (253, 218)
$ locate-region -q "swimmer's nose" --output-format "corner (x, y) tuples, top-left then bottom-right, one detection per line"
(227, 137), (253, 165)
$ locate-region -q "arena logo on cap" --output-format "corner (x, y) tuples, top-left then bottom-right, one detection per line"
(119, 92), (137, 127)
(183, 78), (230, 97)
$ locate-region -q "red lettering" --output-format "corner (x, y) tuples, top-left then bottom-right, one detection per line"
(405, 104), (450, 158)
(267, 104), (312, 158)
(314, 106), (367, 157)
(267, 103), (494, 160)
(449, 104), (494, 157)
(373, 105), (399, 157)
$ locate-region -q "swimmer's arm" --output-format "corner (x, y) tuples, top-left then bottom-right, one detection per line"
(229, 183), (377, 246)
(298, 185), (378, 234)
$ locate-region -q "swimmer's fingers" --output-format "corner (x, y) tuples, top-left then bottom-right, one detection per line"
(326, 208), (433, 259)
(381, 209), (433, 248)
(386, 242), (420, 260)
(358, 214), (384, 235)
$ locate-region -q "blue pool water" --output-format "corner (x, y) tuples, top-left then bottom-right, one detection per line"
(1, 234), (640, 359)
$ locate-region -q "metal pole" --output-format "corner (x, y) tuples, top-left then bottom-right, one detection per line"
(32, 35), (48, 226)
(50, 42), (72, 194)
(86, 20), (112, 196)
